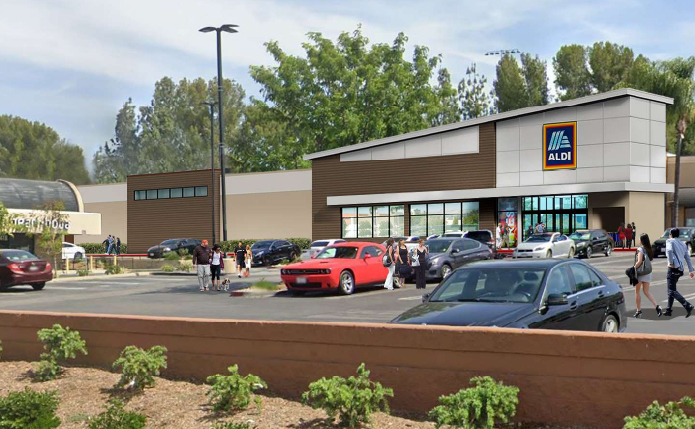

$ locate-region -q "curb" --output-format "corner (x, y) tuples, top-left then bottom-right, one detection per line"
(50, 271), (156, 283)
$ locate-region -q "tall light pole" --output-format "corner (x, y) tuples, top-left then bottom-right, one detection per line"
(202, 101), (217, 244)
(199, 24), (238, 242)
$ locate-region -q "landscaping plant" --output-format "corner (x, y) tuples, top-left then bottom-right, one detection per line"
(206, 365), (267, 413)
(178, 262), (193, 272)
(161, 265), (176, 272)
(112, 345), (168, 390)
(0, 388), (61, 429)
(105, 264), (124, 275)
(624, 397), (695, 429)
(429, 376), (519, 429)
(77, 268), (90, 276)
(164, 252), (181, 261)
(302, 363), (394, 428)
(211, 422), (255, 429)
(34, 324), (88, 381)
(88, 399), (147, 429)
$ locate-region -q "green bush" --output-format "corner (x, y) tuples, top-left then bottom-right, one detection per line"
(105, 264), (124, 275)
(177, 248), (190, 257)
(161, 265), (176, 273)
(302, 363), (393, 427)
(112, 345), (168, 390)
(624, 397), (695, 429)
(178, 262), (193, 273)
(34, 324), (88, 381)
(219, 238), (311, 253)
(206, 365), (267, 413)
(88, 399), (147, 429)
(0, 388), (61, 429)
(212, 423), (254, 429)
(77, 269), (90, 277)
(429, 376), (519, 429)
(286, 237), (311, 250)
(81, 243), (128, 255)
(164, 252), (181, 261)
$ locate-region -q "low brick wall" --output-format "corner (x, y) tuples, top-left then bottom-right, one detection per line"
(1, 310), (694, 428)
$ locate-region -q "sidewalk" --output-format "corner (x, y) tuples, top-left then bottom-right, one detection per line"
(50, 266), (280, 283)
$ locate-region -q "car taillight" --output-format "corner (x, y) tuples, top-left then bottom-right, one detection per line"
(8, 263), (22, 273)
(46, 263), (52, 271)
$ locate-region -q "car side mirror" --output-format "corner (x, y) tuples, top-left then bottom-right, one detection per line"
(421, 293), (430, 303)
(547, 293), (569, 306)
(452, 248), (460, 254)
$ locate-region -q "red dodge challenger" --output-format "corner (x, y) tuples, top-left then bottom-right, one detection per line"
(280, 242), (389, 295)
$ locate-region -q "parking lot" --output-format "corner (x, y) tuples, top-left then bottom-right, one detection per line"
(0, 252), (693, 336)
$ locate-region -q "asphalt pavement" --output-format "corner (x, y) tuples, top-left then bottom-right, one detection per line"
(0, 253), (694, 336)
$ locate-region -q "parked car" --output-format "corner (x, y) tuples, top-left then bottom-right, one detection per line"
(391, 259), (627, 333)
(61, 242), (86, 260)
(569, 229), (613, 258)
(252, 240), (301, 266)
(652, 227), (695, 257)
(441, 231), (467, 238)
(424, 238), (493, 280)
(280, 242), (388, 295)
(464, 230), (496, 251)
(514, 233), (575, 259)
(0, 250), (53, 291)
(309, 239), (346, 259)
(147, 238), (201, 259)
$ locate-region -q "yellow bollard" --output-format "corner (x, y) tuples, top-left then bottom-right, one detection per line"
(65, 258), (70, 272)
(114, 255), (117, 266)
(90, 255), (94, 271)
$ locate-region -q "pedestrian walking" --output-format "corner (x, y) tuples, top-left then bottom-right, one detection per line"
(502, 224), (510, 248)
(116, 237), (121, 255)
(210, 244), (224, 291)
(395, 238), (411, 289)
(102, 236), (109, 253)
(245, 245), (253, 278)
(618, 223), (626, 249)
(633, 234), (661, 318)
(526, 224), (534, 239)
(192, 239), (212, 292)
(496, 223), (503, 249)
(632, 222), (637, 238)
(414, 239), (429, 289)
(664, 228), (695, 318)
(625, 222), (634, 248)
(383, 238), (396, 290)
(235, 242), (245, 278)
(107, 235), (116, 255)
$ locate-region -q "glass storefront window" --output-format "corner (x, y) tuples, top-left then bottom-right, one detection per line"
(341, 205), (405, 238)
(428, 214), (444, 236)
(374, 206), (389, 237)
(390, 215), (404, 237)
(573, 195), (588, 209)
(357, 207), (372, 238)
(342, 208), (357, 238)
(462, 202), (480, 231)
(522, 194), (589, 237)
(411, 216), (427, 237)
(410, 204), (426, 215)
(686, 208), (695, 227)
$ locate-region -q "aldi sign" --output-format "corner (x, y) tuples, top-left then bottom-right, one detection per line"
(543, 122), (577, 170)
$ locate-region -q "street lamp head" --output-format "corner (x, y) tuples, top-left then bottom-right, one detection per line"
(220, 25), (238, 33)
(199, 26), (216, 33)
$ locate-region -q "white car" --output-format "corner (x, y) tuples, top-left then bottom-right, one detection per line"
(513, 232), (576, 259)
(61, 242), (86, 260)
(441, 231), (468, 238)
(309, 239), (346, 258)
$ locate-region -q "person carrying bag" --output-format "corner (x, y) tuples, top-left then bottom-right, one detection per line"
(382, 238), (396, 290)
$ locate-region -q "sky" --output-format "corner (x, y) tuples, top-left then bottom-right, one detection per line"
(1, 0), (694, 174)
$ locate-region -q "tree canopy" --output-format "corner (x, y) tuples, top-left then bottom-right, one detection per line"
(492, 53), (549, 112)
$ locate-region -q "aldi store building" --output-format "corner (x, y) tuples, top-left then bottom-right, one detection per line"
(306, 88), (674, 245)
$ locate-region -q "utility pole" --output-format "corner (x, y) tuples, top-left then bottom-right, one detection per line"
(202, 101), (217, 244)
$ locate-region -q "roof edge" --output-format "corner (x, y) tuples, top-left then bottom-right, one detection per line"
(304, 88), (674, 161)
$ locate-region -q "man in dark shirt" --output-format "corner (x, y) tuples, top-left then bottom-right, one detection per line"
(192, 239), (212, 292)
(234, 242), (245, 278)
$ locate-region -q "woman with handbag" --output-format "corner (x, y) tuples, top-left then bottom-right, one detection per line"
(414, 239), (429, 289)
(382, 238), (396, 290)
(634, 233), (662, 318)
(395, 238), (410, 289)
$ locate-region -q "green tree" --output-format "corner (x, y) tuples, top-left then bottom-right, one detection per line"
(588, 42), (635, 93)
(553, 44), (592, 101)
(32, 201), (69, 278)
(458, 63), (492, 120)
(248, 27), (460, 167)
(492, 53), (548, 112)
(521, 53), (549, 106)
(0, 115), (89, 184)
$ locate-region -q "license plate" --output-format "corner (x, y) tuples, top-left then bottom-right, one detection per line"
(29, 266), (39, 271)
(297, 277), (307, 284)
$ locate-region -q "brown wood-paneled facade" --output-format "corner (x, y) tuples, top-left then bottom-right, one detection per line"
(127, 170), (221, 253)
(311, 122), (497, 241)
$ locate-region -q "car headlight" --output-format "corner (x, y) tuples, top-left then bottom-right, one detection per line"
(255, 251), (263, 256)
(577, 242), (586, 248)
(534, 246), (545, 251)
(163, 247), (171, 252)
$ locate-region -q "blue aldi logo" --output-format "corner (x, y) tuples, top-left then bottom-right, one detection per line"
(543, 122), (577, 170)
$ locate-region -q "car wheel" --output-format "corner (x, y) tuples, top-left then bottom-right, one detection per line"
(600, 314), (619, 333)
(567, 247), (575, 258)
(545, 250), (552, 259)
(0, 280), (7, 291)
(32, 282), (46, 291)
(263, 256), (270, 267)
(604, 246), (611, 257)
(338, 270), (355, 295)
(586, 246), (592, 259)
(289, 251), (297, 261)
(74, 252), (83, 261)
(441, 264), (452, 279)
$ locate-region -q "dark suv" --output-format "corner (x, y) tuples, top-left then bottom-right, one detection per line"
(569, 229), (613, 258)
(147, 238), (201, 259)
(653, 228), (695, 257)
(251, 240), (301, 266)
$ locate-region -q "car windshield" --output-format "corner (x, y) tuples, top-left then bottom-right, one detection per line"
(569, 232), (591, 241)
(525, 234), (553, 242)
(160, 239), (179, 246)
(429, 267), (547, 304)
(311, 241), (328, 247)
(316, 246), (358, 259)
(1, 250), (39, 261)
(426, 240), (453, 253)
(466, 231), (491, 241)
(252, 241), (274, 249)
(443, 232), (463, 237)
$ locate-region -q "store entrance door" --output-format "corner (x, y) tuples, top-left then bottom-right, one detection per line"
(521, 195), (588, 241)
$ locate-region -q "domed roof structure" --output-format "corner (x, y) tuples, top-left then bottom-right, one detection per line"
(0, 178), (81, 212)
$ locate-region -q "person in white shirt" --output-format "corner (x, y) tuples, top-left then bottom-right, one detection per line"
(495, 223), (503, 249)
(210, 244), (224, 292)
(664, 228), (694, 318)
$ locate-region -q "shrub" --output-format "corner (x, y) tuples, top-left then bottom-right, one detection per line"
(178, 262), (193, 272)
(105, 264), (124, 275)
(81, 243), (128, 255)
(624, 397), (695, 429)
(0, 388), (61, 429)
(429, 376), (519, 429)
(161, 265), (176, 273)
(212, 423), (254, 429)
(286, 237), (311, 250)
(177, 248), (190, 257)
(164, 252), (181, 261)
(302, 363), (393, 427)
(88, 399), (147, 429)
(206, 365), (267, 413)
(34, 324), (88, 381)
(112, 345), (168, 390)
(77, 269), (90, 276)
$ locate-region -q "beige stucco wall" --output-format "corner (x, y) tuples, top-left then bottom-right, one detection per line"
(75, 201), (127, 245)
(628, 191), (666, 240)
(224, 190), (312, 239)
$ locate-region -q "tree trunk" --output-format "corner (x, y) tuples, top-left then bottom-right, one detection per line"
(673, 132), (683, 227)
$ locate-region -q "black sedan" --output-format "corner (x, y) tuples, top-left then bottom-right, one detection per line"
(425, 238), (493, 280)
(251, 240), (301, 266)
(392, 259), (627, 333)
(569, 229), (613, 258)
(653, 227), (695, 257)
(147, 238), (201, 259)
